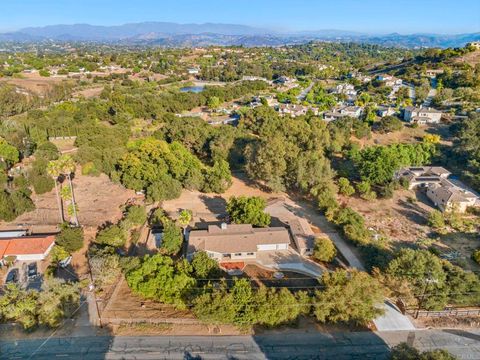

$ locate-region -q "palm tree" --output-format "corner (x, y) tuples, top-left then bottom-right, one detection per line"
(47, 160), (64, 224)
(59, 155), (79, 226)
(178, 209), (192, 235)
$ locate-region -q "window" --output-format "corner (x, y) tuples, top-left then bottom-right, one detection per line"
(247, 252), (255, 256)
(234, 253), (242, 256)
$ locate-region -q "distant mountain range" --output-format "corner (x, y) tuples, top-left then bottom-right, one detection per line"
(0, 22), (478, 48)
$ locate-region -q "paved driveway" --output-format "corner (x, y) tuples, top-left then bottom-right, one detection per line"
(254, 249), (323, 278)
(374, 302), (416, 331)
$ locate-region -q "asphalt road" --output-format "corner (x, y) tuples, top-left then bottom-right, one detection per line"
(2, 330), (480, 360)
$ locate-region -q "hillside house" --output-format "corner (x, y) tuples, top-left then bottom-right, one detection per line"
(277, 104), (318, 117)
(333, 83), (357, 97)
(426, 180), (479, 213)
(376, 106), (396, 117)
(324, 105), (363, 121)
(376, 75), (402, 87)
(395, 166), (480, 213)
(425, 69), (444, 78)
(187, 223), (291, 261)
(403, 106), (442, 124)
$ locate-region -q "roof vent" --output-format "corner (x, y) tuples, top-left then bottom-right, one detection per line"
(221, 223), (228, 230)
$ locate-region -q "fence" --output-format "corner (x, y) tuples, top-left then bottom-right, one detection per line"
(407, 308), (480, 318)
(101, 313), (201, 326)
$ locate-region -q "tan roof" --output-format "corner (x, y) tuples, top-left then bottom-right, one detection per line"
(429, 179), (478, 204)
(285, 218), (315, 250)
(264, 199), (315, 251)
(188, 224), (291, 254)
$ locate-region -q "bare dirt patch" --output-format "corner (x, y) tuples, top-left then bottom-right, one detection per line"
(49, 137), (77, 153)
(100, 277), (195, 322)
(162, 173), (280, 221)
(340, 189), (433, 243)
(73, 86), (104, 99)
(0, 172), (136, 229)
(0, 72), (72, 95)
(455, 50), (480, 66)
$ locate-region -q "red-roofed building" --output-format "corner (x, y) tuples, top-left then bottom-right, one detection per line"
(0, 235), (55, 262)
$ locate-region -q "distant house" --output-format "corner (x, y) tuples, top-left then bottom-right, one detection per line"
(187, 224), (290, 261)
(376, 106), (396, 117)
(241, 76), (272, 84)
(273, 76), (297, 87)
(403, 106), (442, 124)
(324, 105), (363, 121)
(376, 75), (402, 87)
(395, 166), (480, 213)
(467, 41), (480, 49)
(333, 83), (357, 97)
(277, 104), (318, 117)
(425, 69), (444, 78)
(187, 67), (200, 75)
(0, 235), (55, 263)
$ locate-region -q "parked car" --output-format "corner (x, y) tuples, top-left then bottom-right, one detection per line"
(27, 263), (38, 279)
(6, 268), (19, 283)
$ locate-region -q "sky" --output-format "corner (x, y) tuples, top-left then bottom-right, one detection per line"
(0, 0), (479, 34)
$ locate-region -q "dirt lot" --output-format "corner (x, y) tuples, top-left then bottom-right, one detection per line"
(340, 189), (433, 244)
(0, 172), (136, 230)
(73, 86), (104, 99)
(163, 173), (279, 221)
(357, 123), (452, 148)
(0, 72), (72, 95)
(49, 137), (77, 153)
(100, 278), (195, 322)
(455, 49), (480, 66)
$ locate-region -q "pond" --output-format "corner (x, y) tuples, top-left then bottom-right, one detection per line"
(179, 85), (205, 93)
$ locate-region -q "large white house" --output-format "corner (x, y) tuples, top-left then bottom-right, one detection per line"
(324, 106), (363, 121)
(403, 106), (442, 124)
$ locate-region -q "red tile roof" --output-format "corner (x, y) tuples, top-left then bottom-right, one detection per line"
(0, 235), (55, 258)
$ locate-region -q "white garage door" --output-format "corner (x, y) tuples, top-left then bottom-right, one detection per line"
(258, 244), (288, 251)
(257, 244), (278, 251)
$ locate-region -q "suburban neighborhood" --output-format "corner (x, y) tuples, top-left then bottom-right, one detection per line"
(0, 2), (479, 359)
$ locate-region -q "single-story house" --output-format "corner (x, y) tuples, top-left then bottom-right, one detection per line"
(403, 106), (442, 124)
(0, 235), (55, 263)
(187, 223), (291, 261)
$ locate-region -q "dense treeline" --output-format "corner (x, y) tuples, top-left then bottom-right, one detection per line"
(113, 137), (231, 201)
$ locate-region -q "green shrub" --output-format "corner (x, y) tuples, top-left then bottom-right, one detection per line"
(55, 223), (84, 253)
(313, 237), (337, 263)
